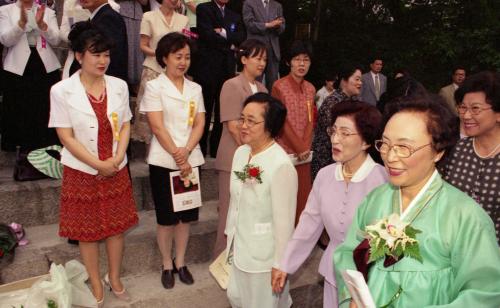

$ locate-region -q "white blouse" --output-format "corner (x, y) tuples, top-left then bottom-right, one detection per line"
(140, 73), (205, 169)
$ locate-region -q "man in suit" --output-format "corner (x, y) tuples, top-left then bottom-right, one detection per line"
(439, 66), (466, 114)
(72, 0), (128, 81)
(242, 0), (284, 92)
(360, 57), (386, 106)
(195, 0), (245, 157)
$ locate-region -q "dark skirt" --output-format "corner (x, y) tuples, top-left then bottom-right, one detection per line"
(0, 48), (60, 151)
(149, 164), (199, 226)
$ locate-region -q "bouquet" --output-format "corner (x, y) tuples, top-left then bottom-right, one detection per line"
(365, 213), (422, 263)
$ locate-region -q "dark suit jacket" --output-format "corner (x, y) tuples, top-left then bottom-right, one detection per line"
(91, 4), (128, 81)
(195, 1), (245, 83)
(242, 0), (284, 60)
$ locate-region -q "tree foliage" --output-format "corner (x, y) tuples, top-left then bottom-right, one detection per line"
(277, 0), (500, 91)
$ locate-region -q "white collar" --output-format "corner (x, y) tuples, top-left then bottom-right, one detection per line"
(335, 155), (377, 183)
(399, 169), (438, 220)
(452, 83), (459, 90)
(370, 71), (380, 79)
(90, 3), (107, 19)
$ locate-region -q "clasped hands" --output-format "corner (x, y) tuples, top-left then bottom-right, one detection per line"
(172, 147), (192, 178)
(297, 150), (311, 162)
(271, 267), (287, 294)
(18, 2), (48, 31)
(96, 156), (122, 178)
(265, 17), (284, 29)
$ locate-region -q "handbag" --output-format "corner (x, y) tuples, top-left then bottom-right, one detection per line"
(13, 147), (49, 181)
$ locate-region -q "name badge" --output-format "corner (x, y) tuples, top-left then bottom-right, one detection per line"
(188, 101), (196, 126)
(111, 112), (120, 141)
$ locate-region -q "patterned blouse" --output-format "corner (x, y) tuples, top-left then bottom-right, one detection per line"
(440, 137), (500, 244)
(272, 75), (316, 154)
(311, 91), (350, 180)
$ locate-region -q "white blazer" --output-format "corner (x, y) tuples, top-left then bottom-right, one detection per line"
(140, 73), (206, 170)
(48, 72), (132, 175)
(0, 2), (61, 76)
(225, 143), (298, 273)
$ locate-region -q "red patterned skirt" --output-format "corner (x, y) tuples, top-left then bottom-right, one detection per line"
(59, 166), (138, 241)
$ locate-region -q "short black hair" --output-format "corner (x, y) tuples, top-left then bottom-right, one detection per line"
(452, 66), (466, 75)
(237, 39), (267, 67)
(454, 71), (499, 112)
(369, 56), (383, 64)
(68, 21), (114, 53)
(155, 32), (195, 68)
(325, 72), (337, 82)
(334, 64), (363, 89)
(243, 92), (287, 138)
(383, 94), (460, 158)
(286, 40), (313, 63)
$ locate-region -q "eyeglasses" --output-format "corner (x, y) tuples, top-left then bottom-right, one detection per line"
(375, 140), (432, 158)
(456, 105), (492, 115)
(327, 127), (358, 140)
(237, 118), (264, 128)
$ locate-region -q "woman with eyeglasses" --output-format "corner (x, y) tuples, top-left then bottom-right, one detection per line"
(225, 93), (297, 308)
(311, 64), (363, 181)
(334, 95), (500, 308)
(440, 71), (500, 244)
(271, 101), (387, 308)
(214, 39), (268, 258)
(271, 40), (316, 225)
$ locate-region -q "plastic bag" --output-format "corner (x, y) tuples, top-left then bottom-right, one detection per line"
(0, 260), (97, 308)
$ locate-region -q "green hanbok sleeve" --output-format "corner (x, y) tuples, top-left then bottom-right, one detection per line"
(428, 202), (500, 307)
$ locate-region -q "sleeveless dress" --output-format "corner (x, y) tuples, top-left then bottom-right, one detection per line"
(58, 92), (138, 241)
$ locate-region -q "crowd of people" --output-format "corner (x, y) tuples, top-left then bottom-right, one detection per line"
(0, 0), (499, 307)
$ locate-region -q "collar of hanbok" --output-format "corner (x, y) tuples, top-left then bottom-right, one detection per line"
(335, 154), (377, 183)
(394, 169), (443, 223)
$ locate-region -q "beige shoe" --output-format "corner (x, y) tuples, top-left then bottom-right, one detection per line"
(104, 273), (131, 302)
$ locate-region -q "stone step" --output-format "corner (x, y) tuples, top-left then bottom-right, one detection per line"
(0, 204), (219, 284)
(103, 257), (323, 308)
(0, 151), (15, 168)
(0, 159), (218, 228)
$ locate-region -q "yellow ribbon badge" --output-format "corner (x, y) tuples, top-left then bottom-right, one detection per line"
(307, 100), (312, 123)
(188, 101), (196, 126)
(111, 112), (120, 141)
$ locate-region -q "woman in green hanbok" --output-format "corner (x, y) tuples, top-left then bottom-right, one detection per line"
(334, 95), (500, 308)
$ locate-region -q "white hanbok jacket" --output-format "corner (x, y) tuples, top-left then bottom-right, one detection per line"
(225, 143), (298, 273)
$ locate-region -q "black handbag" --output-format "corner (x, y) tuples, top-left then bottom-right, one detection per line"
(13, 147), (49, 181)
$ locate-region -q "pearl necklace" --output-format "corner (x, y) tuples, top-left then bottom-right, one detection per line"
(473, 138), (500, 159)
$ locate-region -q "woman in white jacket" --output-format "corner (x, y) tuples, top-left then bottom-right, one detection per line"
(226, 93), (298, 308)
(49, 22), (138, 306)
(0, 0), (60, 152)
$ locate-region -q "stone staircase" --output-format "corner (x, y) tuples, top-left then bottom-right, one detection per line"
(0, 151), (323, 307)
